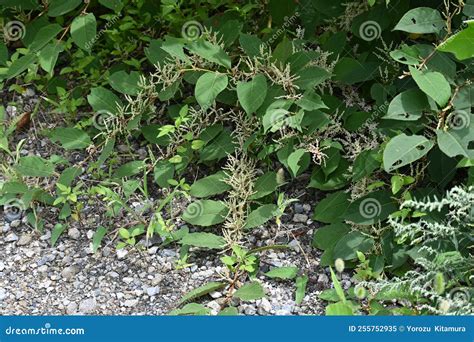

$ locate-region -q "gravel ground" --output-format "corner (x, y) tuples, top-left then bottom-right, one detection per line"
(0, 201), (338, 315)
(0, 94), (342, 316)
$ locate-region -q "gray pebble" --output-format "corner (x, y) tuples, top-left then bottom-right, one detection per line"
(79, 298), (97, 313)
(10, 220), (21, 228)
(61, 266), (80, 281)
(146, 286), (160, 297)
(17, 235), (32, 246)
(66, 302), (78, 315)
(5, 233), (18, 242)
(67, 228), (81, 240)
(293, 214), (308, 223)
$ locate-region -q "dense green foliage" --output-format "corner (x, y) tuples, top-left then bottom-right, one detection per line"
(0, 0), (473, 315)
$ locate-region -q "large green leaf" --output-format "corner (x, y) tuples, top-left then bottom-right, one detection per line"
(6, 53), (37, 79)
(182, 200), (228, 226)
(87, 87), (122, 114)
(48, 0), (82, 17)
(38, 42), (64, 74)
(333, 231), (374, 260)
(344, 190), (397, 225)
(326, 301), (354, 315)
(244, 204), (277, 229)
(195, 72), (228, 109)
(98, 0), (124, 12)
(249, 172), (279, 200)
(237, 74), (267, 115)
(29, 24), (63, 52)
(383, 133), (434, 172)
(113, 161), (145, 178)
(383, 88), (430, 121)
(294, 66), (331, 90)
(71, 13), (97, 51)
(265, 266), (298, 280)
(312, 223), (350, 250)
(409, 66), (451, 107)
(394, 7), (444, 34)
(234, 282), (265, 301)
(50, 127), (91, 150)
(16, 156), (54, 177)
(180, 232), (226, 249)
(186, 40), (231, 69)
(438, 20), (474, 60)
(313, 191), (350, 223)
(189, 171), (231, 198)
(437, 114), (474, 159)
(109, 70), (141, 96)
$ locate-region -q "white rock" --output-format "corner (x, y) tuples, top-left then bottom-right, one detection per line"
(5, 233), (18, 242)
(79, 298), (97, 313)
(116, 249), (128, 259)
(258, 298), (272, 312)
(17, 235), (32, 246)
(67, 228), (81, 240)
(146, 286), (160, 297)
(61, 266), (80, 281)
(66, 302), (78, 315)
(123, 299), (139, 307)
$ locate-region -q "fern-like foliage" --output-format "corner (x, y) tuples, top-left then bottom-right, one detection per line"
(363, 186), (473, 315)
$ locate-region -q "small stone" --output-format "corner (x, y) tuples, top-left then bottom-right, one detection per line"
(37, 265), (48, 273)
(61, 266), (80, 281)
(117, 249), (128, 259)
(17, 234), (32, 246)
(147, 246), (158, 255)
(317, 273), (329, 285)
(302, 204), (312, 212)
(0, 262), (5, 271)
(68, 228), (81, 240)
(6, 105), (17, 117)
(122, 277), (134, 284)
(123, 299), (139, 307)
(66, 302), (78, 315)
(258, 298), (272, 312)
(294, 203), (304, 214)
(244, 305), (257, 315)
(161, 249), (177, 258)
(102, 247), (111, 257)
(0, 289), (6, 301)
(79, 298), (97, 313)
(5, 233), (18, 242)
(293, 214), (308, 223)
(146, 286), (160, 297)
(10, 220), (21, 228)
(107, 271), (120, 279)
(275, 304), (293, 315)
(25, 88), (35, 97)
(209, 291), (222, 299)
(288, 239), (299, 251)
(207, 300), (221, 314)
(341, 279), (351, 290)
